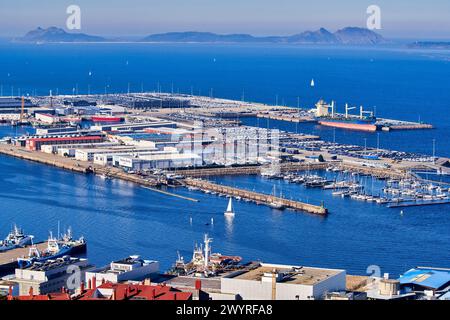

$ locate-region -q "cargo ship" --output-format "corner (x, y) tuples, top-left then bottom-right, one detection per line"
(17, 228), (86, 268)
(91, 115), (124, 123)
(315, 100), (378, 132)
(0, 225), (33, 253)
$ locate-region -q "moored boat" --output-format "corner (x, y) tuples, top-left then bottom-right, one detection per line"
(17, 228), (85, 268)
(0, 225), (33, 253)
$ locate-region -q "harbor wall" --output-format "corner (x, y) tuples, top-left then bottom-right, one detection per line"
(184, 178), (328, 215)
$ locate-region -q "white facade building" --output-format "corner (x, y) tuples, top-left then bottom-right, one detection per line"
(13, 257), (94, 296)
(221, 263), (346, 300)
(114, 152), (201, 171)
(85, 255), (159, 287)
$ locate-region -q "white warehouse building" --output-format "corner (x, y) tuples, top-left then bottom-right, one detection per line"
(114, 152), (202, 171)
(75, 147), (158, 162)
(220, 263), (346, 300)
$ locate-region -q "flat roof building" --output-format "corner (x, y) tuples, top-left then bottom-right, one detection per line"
(75, 146), (158, 161)
(85, 255), (159, 287)
(13, 257), (95, 296)
(26, 135), (104, 151)
(114, 152), (201, 171)
(220, 262), (346, 300)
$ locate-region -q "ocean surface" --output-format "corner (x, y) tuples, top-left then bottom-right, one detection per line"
(0, 43), (449, 277)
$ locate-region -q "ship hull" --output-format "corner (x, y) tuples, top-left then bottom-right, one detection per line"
(0, 236), (33, 253)
(318, 120), (378, 132)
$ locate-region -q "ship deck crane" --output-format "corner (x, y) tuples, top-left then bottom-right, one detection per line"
(345, 103), (356, 118)
(359, 106), (374, 119)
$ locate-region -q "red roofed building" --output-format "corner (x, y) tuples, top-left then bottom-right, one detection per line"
(76, 281), (192, 300)
(8, 280), (192, 301)
(26, 136), (104, 151)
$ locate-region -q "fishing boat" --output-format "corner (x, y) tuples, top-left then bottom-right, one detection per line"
(0, 225), (33, 253)
(224, 198), (235, 217)
(168, 234), (242, 277)
(17, 228), (85, 268)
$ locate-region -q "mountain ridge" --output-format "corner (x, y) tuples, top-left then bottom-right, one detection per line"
(17, 26), (386, 45)
(17, 27), (105, 42)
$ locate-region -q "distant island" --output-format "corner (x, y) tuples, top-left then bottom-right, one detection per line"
(18, 27), (106, 43)
(407, 41), (450, 50)
(16, 26), (386, 45)
(141, 27), (386, 45)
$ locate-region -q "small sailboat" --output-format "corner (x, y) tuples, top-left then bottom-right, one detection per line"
(310, 79), (315, 87)
(269, 185), (286, 210)
(224, 198), (235, 217)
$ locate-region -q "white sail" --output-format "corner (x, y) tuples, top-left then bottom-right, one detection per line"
(224, 198), (235, 216)
(310, 79), (315, 87)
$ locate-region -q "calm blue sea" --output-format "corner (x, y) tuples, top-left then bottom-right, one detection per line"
(0, 43), (449, 277)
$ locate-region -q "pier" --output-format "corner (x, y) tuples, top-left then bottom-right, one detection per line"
(0, 144), (160, 187)
(256, 113), (316, 123)
(0, 144), (90, 173)
(336, 162), (408, 179)
(387, 200), (450, 208)
(184, 178), (328, 215)
(176, 163), (328, 177)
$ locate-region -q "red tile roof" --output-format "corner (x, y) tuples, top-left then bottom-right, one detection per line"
(28, 136), (103, 143)
(10, 283), (192, 301)
(76, 282), (192, 301)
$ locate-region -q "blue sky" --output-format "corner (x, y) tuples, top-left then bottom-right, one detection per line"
(0, 0), (449, 38)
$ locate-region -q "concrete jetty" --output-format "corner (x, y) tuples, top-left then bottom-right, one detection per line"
(176, 163), (328, 177)
(184, 178), (328, 215)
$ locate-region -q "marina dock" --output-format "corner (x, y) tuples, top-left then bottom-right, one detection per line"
(387, 200), (450, 208)
(184, 178), (328, 215)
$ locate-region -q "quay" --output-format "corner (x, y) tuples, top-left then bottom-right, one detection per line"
(336, 162), (408, 179)
(0, 144), (160, 187)
(387, 200), (450, 208)
(176, 163), (328, 177)
(0, 144), (90, 173)
(256, 112), (316, 123)
(184, 178), (328, 215)
(141, 186), (199, 202)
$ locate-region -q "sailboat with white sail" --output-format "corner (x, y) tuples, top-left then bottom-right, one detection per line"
(224, 198), (235, 217)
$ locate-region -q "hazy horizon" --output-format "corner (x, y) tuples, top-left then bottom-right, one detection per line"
(1, 0), (449, 39)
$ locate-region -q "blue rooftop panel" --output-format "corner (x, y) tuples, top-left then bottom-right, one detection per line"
(399, 268), (450, 290)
